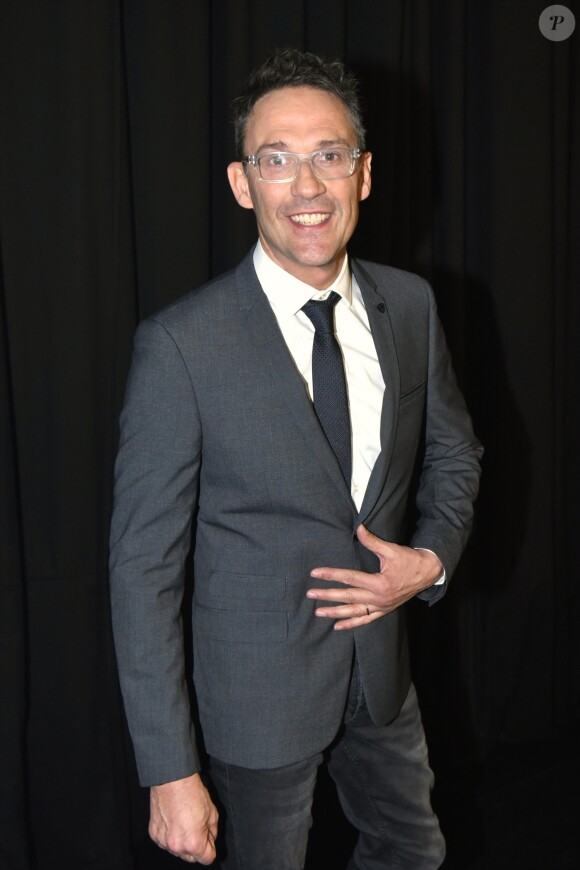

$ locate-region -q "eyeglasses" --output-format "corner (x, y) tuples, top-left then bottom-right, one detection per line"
(243, 147), (362, 183)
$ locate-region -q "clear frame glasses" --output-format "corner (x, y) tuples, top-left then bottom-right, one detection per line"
(243, 147), (362, 183)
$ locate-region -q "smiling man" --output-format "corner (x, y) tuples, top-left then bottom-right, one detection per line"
(109, 49), (482, 869)
(227, 85), (371, 290)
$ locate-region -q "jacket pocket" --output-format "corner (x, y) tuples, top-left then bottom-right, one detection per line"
(194, 603), (288, 644)
(196, 571), (286, 609)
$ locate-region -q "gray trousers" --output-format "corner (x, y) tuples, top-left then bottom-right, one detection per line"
(207, 663), (445, 869)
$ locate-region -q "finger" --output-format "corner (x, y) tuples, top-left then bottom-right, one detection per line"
(195, 833), (217, 866)
(314, 602), (373, 619)
(308, 567), (380, 591)
(167, 846), (196, 862)
(307, 585), (362, 605)
(307, 578), (382, 604)
(333, 610), (384, 631)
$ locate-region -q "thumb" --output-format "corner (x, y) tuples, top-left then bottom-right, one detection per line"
(356, 523), (384, 554)
(356, 524), (396, 572)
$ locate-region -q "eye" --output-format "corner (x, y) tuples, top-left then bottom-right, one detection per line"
(315, 149), (348, 166)
(262, 152), (291, 168)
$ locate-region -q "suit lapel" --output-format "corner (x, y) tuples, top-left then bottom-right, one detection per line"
(234, 252), (355, 508)
(352, 259), (401, 524)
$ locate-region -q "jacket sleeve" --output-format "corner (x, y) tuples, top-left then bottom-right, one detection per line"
(109, 316), (202, 786)
(410, 281), (483, 600)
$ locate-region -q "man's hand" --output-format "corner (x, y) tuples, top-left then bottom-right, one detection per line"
(306, 524), (443, 630)
(149, 772), (219, 864)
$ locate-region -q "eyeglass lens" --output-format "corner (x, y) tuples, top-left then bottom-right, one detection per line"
(257, 149), (357, 181)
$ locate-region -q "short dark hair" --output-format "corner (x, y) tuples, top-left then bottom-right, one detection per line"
(232, 48), (366, 157)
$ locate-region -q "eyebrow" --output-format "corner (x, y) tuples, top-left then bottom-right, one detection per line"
(252, 137), (353, 154)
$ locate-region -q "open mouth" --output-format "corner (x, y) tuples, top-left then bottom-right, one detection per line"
(289, 213), (331, 226)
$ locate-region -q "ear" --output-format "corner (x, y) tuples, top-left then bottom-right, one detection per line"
(227, 162), (254, 210)
(358, 151), (372, 202)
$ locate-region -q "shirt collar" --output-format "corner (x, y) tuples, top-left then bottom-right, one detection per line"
(253, 240), (352, 320)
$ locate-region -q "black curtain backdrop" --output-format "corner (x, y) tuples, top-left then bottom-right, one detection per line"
(1, 1), (578, 868)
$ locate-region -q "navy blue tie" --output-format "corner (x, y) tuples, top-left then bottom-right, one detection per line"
(301, 292), (351, 485)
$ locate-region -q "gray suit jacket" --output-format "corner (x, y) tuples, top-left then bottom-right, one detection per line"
(109, 249), (482, 786)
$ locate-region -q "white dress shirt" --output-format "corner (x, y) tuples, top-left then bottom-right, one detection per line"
(253, 241), (384, 511)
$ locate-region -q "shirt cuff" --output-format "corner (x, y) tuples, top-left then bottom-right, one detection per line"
(414, 548), (446, 585)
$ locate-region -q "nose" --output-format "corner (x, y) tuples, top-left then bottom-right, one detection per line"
(290, 157), (327, 198)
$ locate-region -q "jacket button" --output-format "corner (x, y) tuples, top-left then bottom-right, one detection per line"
(377, 302), (385, 313)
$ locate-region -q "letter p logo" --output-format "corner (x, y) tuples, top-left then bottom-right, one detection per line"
(539, 5), (576, 41)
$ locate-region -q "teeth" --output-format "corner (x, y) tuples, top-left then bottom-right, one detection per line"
(290, 213), (330, 226)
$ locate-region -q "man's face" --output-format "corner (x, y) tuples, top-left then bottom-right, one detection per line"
(227, 86), (372, 291)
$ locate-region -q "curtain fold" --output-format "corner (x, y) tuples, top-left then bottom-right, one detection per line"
(0, 259), (31, 869)
(0, 2), (137, 866)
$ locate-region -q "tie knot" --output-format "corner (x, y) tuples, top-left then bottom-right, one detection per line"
(301, 291), (341, 334)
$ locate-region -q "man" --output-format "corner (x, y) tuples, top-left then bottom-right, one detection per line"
(109, 49), (482, 869)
